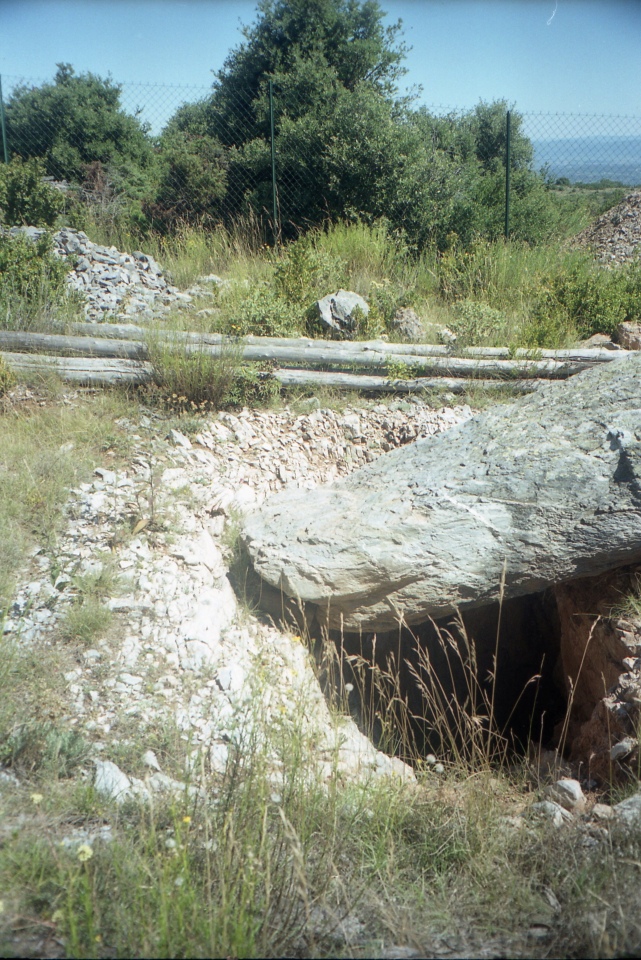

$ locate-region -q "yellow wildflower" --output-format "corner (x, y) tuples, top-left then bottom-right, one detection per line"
(76, 844), (93, 862)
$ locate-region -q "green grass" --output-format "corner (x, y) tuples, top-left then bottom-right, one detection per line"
(1, 384), (641, 956)
(1, 198), (640, 955)
(0, 389), (135, 621)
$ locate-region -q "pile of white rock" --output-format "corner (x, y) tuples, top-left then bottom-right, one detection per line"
(6, 225), (199, 322)
(574, 191), (641, 266)
(4, 397), (475, 799)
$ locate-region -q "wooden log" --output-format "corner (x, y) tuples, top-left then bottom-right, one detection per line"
(0, 329), (146, 360)
(274, 368), (538, 394)
(2, 329), (586, 379)
(2, 349), (540, 395)
(1, 352), (153, 386)
(68, 322), (627, 364)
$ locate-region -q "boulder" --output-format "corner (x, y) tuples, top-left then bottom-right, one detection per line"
(241, 354), (641, 632)
(315, 290), (369, 337)
(616, 322), (641, 350)
(390, 307), (424, 342)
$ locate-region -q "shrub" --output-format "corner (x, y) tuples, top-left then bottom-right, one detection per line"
(6, 63), (153, 184)
(529, 260), (641, 344)
(0, 157), (63, 227)
(146, 337), (241, 408)
(145, 133), (228, 232)
(0, 231), (70, 301)
(229, 284), (303, 338)
(449, 299), (508, 346)
(274, 236), (345, 305)
(222, 363), (280, 407)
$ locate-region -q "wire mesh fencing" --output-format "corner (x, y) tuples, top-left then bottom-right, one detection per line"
(1, 71), (640, 244)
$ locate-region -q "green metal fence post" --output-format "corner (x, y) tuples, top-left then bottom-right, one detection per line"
(0, 75), (9, 163)
(504, 109), (511, 240)
(269, 80), (279, 251)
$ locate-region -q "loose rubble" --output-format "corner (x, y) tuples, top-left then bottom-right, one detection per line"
(573, 191), (641, 265)
(2, 396), (472, 800)
(5, 225), (213, 323)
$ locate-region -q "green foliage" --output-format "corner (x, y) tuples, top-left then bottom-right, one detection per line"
(5, 63), (154, 185)
(229, 283), (303, 337)
(223, 363), (280, 407)
(385, 357), (412, 381)
(145, 132), (229, 231)
(59, 596), (113, 646)
(528, 260), (641, 344)
(146, 338), (242, 408)
(0, 231), (71, 311)
(274, 234), (345, 304)
(213, 0), (407, 141)
(0, 157), (63, 227)
(0, 721), (89, 777)
(450, 299), (508, 346)
(0, 355), (15, 396)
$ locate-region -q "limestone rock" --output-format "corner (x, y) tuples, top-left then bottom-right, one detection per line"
(544, 779), (586, 815)
(616, 322), (641, 350)
(315, 290), (369, 337)
(390, 307), (424, 342)
(612, 790), (641, 825)
(573, 191), (641, 266)
(241, 354), (641, 631)
(94, 759), (133, 802)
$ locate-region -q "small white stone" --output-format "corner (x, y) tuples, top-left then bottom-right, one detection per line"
(544, 779), (586, 815)
(142, 750), (162, 771)
(94, 760), (132, 802)
(216, 664), (245, 693)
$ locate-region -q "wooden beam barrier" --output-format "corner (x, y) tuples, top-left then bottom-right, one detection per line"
(0, 329), (605, 380)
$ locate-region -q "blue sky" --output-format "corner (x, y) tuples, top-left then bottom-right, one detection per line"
(0, 0), (639, 119)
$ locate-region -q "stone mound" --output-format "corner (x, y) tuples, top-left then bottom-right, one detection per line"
(573, 191), (641, 265)
(4, 225), (193, 323)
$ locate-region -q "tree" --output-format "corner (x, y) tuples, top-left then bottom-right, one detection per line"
(5, 64), (154, 184)
(210, 0), (407, 144)
(145, 132), (229, 231)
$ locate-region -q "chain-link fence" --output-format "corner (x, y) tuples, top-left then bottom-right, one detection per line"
(1, 72), (640, 244)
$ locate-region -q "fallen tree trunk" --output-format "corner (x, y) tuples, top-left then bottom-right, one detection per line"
(0, 352), (153, 385)
(0, 330), (146, 360)
(69, 322), (626, 363)
(274, 368), (537, 394)
(241, 352), (641, 632)
(0, 329), (590, 379)
(1, 350), (537, 395)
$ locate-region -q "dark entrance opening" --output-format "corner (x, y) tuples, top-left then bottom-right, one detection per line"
(328, 588), (568, 762)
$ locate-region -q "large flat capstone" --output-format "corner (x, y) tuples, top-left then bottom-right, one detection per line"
(241, 355), (641, 631)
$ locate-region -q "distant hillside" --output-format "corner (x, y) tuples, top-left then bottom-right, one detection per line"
(532, 136), (641, 186)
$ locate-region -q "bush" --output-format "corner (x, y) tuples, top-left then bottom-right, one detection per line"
(6, 63), (154, 184)
(0, 231), (70, 303)
(145, 133), (228, 232)
(0, 157), (63, 227)
(228, 284), (303, 338)
(145, 334), (279, 410)
(146, 337), (242, 408)
(274, 235), (345, 305)
(449, 299), (508, 346)
(529, 260), (641, 344)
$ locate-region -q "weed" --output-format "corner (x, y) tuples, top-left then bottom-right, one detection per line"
(0, 355), (15, 395)
(59, 597), (113, 646)
(0, 721), (89, 778)
(145, 333), (242, 408)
